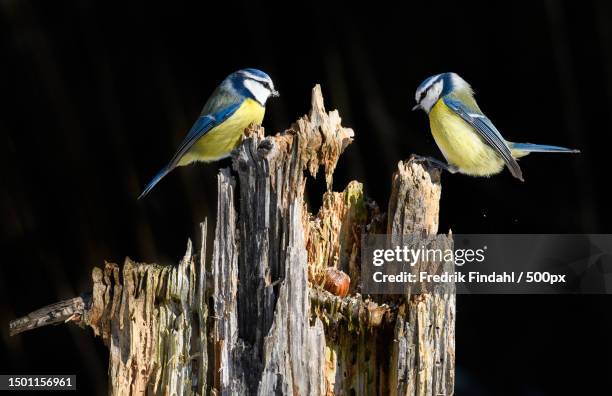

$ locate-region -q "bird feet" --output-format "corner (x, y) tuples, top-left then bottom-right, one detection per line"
(409, 155), (458, 174)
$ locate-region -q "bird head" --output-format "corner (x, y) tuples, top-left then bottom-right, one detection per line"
(413, 72), (471, 113)
(231, 68), (279, 106)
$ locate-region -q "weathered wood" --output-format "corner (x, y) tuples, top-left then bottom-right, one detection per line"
(388, 157), (442, 237)
(9, 294), (91, 336)
(309, 288), (395, 330)
(88, 238), (208, 395)
(306, 181), (372, 293)
(210, 169), (243, 395)
(223, 84), (353, 394)
(387, 158), (455, 396)
(11, 232), (209, 394)
(10, 86), (455, 396)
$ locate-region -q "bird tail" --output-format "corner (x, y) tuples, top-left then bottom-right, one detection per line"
(138, 165), (173, 200)
(508, 142), (580, 158)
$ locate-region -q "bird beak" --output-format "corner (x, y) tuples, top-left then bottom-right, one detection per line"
(412, 104), (420, 111)
(271, 89), (280, 98)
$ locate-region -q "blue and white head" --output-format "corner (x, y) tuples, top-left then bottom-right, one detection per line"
(226, 68), (279, 106)
(412, 72), (472, 113)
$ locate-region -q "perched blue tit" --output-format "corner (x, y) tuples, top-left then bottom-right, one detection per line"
(138, 68), (279, 199)
(412, 72), (579, 181)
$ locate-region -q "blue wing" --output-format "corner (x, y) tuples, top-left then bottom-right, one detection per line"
(138, 102), (242, 199)
(443, 96), (524, 181)
(169, 103), (241, 167)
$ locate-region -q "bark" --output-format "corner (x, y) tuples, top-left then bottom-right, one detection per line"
(10, 86), (455, 395)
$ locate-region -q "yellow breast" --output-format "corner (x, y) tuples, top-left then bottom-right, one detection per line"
(429, 99), (504, 177)
(179, 98), (265, 165)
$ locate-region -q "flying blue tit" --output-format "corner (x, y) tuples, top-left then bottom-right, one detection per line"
(412, 72), (579, 181)
(138, 68), (279, 199)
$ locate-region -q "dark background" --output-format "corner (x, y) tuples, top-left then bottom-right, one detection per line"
(2, 1), (611, 395)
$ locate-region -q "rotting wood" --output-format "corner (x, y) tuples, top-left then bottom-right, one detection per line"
(387, 159), (455, 396)
(10, 86), (455, 396)
(309, 287), (395, 330)
(305, 181), (373, 293)
(9, 295), (90, 337)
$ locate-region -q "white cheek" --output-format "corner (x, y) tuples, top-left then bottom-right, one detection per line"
(244, 80), (270, 105)
(421, 81), (443, 113)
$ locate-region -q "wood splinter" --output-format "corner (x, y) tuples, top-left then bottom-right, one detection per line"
(9, 294), (91, 337)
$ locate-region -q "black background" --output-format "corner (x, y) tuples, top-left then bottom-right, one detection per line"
(2, 1), (612, 395)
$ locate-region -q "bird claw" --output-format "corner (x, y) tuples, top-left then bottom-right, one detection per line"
(409, 155), (458, 173)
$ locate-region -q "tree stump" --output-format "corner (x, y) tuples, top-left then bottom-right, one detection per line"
(10, 85), (455, 395)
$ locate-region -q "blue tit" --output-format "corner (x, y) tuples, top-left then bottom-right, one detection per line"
(412, 72), (579, 181)
(138, 68), (279, 199)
